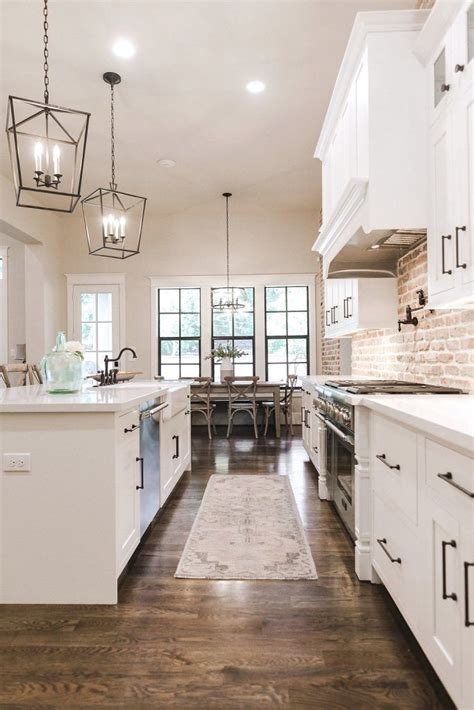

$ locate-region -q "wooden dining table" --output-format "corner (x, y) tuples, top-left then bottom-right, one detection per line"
(190, 381), (285, 437)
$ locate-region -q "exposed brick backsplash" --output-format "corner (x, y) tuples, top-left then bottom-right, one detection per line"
(319, 242), (474, 392)
(351, 241), (474, 393)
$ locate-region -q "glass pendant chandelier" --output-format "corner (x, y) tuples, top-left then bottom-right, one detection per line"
(81, 73), (147, 259)
(212, 193), (247, 312)
(6, 0), (90, 213)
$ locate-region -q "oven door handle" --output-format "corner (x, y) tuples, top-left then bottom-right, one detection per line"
(324, 418), (354, 446)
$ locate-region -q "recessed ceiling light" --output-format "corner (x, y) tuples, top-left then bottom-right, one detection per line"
(246, 80), (266, 94)
(112, 38), (136, 59)
(157, 159), (176, 168)
(371, 244), (381, 249)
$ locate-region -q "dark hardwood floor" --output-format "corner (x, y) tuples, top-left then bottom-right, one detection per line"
(0, 428), (454, 709)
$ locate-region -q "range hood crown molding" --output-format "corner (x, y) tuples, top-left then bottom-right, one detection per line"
(312, 177), (368, 276)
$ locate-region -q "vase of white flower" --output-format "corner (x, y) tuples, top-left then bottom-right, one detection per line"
(205, 345), (246, 383)
(41, 332), (85, 393)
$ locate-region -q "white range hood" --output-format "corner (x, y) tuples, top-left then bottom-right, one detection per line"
(312, 10), (430, 277)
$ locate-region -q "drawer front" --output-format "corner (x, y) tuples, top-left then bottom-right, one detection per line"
(425, 438), (474, 509)
(372, 493), (418, 626)
(119, 408), (140, 439)
(372, 415), (418, 523)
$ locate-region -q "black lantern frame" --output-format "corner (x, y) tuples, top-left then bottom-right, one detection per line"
(5, 0), (90, 213)
(82, 185), (147, 260)
(81, 71), (146, 259)
(6, 95), (90, 213)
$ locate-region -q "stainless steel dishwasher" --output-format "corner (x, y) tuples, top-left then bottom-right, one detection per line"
(138, 399), (168, 538)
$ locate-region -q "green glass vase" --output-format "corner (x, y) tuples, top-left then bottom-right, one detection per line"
(41, 332), (83, 394)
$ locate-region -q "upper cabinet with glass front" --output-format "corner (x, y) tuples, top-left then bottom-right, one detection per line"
(422, 0), (474, 123)
(415, 0), (474, 308)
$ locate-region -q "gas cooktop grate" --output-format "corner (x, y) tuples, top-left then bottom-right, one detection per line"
(324, 380), (463, 395)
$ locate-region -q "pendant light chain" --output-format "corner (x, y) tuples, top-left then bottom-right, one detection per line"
(42, 0), (50, 104)
(110, 83), (117, 190)
(225, 193), (230, 291)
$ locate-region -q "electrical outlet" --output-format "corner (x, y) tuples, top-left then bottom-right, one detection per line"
(2, 454), (31, 472)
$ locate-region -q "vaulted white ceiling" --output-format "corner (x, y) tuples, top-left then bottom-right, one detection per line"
(0, 0), (416, 215)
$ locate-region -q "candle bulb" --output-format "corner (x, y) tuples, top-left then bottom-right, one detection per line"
(107, 214), (114, 237)
(53, 145), (60, 175)
(34, 142), (43, 172)
(102, 216), (108, 238)
(114, 219), (119, 242)
(119, 216), (126, 239)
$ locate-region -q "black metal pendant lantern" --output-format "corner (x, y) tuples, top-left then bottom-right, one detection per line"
(212, 193), (247, 312)
(6, 0), (90, 213)
(81, 72), (146, 259)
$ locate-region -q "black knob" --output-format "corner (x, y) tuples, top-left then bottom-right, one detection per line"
(454, 64), (464, 73)
(441, 83), (450, 93)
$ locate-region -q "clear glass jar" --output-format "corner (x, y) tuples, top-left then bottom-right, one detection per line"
(41, 332), (83, 394)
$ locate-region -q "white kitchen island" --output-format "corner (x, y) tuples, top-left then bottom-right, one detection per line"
(0, 381), (191, 604)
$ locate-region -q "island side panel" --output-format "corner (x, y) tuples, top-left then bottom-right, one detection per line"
(0, 411), (117, 604)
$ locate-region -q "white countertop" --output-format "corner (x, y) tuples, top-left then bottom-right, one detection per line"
(0, 380), (187, 413)
(360, 394), (474, 453)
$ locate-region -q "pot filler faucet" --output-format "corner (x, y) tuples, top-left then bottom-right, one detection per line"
(97, 347), (138, 386)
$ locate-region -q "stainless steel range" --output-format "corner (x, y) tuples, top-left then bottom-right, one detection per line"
(313, 379), (463, 539)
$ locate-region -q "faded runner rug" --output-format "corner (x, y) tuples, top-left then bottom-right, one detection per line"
(175, 474), (317, 580)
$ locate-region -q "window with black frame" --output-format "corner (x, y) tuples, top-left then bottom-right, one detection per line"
(211, 287), (255, 381)
(265, 286), (309, 385)
(158, 288), (201, 379)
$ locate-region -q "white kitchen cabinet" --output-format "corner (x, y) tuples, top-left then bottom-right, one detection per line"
(419, 498), (464, 703)
(415, 0), (474, 308)
(116, 408), (141, 576)
(160, 406), (191, 506)
(369, 410), (474, 708)
(301, 386), (313, 453)
(324, 277), (398, 338)
(314, 10), (428, 276)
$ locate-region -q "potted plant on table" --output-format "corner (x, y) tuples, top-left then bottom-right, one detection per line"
(206, 345), (246, 383)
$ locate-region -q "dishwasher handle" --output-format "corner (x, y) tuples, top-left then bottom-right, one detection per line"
(140, 402), (169, 421)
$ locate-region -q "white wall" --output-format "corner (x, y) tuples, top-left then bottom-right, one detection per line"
(0, 234), (25, 361)
(63, 205), (320, 377)
(0, 174), (67, 363)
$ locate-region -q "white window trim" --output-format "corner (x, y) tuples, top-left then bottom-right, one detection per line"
(66, 273), (126, 350)
(149, 273), (316, 381)
(0, 247), (8, 363)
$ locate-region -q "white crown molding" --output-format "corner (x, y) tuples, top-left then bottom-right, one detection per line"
(315, 9), (429, 160)
(312, 178), (368, 274)
(413, 0), (465, 66)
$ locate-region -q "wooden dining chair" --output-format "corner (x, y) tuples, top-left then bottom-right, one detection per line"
(262, 374), (298, 437)
(224, 376), (260, 439)
(0, 363), (43, 387)
(189, 377), (217, 440)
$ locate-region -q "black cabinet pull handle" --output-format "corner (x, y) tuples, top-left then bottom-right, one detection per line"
(377, 538), (401, 564)
(437, 471), (474, 498)
(455, 225), (467, 269)
(346, 296), (352, 318)
(124, 423), (139, 433)
(376, 453), (400, 471)
(333, 305), (338, 324)
(325, 309), (331, 327)
(441, 83), (450, 92)
(341, 498), (347, 511)
(454, 64), (464, 73)
(343, 297), (348, 318)
(442, 539), (458, 601)
(172, 434), (179, 459)
(441, 234), (452, 275)
(136, 457), (144, 490)
(464, 562), (474, 627)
